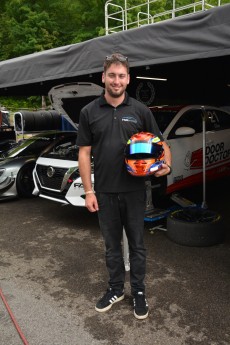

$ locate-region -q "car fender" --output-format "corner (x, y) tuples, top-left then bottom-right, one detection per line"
(65, 174), (94, 206)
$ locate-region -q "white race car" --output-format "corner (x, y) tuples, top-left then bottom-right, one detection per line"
(150, 104), (230, 194)
(32, 84), (230, 207)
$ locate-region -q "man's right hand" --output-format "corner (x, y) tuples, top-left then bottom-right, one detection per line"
(85, 193), (99, 212)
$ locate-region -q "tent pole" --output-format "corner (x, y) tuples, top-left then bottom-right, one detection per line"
(201, 106), (208, 209)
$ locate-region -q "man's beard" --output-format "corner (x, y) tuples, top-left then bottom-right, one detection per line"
(107, 86), (126, 98)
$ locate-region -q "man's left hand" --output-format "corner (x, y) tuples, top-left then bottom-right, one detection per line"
(154, 163), (171, 177)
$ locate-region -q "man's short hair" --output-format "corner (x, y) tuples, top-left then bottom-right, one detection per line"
(103, 53), (129, 73)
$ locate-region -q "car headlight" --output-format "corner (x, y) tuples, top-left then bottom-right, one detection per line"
(68, 168), (80, 183)
(61, 167), (80, 192)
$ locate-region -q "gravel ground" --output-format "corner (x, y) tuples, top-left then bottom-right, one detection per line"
(0, 178), (229, 345)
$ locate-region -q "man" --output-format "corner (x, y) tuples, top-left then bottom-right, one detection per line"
(77, 53), (171, 319)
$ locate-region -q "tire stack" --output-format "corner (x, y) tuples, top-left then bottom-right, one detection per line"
(14, 110), (62, 132)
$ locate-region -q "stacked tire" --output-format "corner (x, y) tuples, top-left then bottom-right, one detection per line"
(14, 110), (62, 132)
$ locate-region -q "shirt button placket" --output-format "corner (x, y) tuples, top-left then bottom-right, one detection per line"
(113, 108), (117, 120)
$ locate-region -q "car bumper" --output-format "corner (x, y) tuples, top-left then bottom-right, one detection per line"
(33, 169), (87, 207)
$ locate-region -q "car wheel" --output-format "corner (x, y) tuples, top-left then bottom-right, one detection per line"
(16, 163), (35, 198)
(166, 207), (225, 247)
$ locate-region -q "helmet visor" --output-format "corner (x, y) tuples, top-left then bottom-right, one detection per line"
(125, 142), (163, 159)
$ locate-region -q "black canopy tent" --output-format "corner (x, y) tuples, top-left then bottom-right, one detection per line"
(0, 4), (230, 104)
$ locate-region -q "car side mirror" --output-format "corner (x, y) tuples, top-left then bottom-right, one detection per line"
(175, 126), (195, 137)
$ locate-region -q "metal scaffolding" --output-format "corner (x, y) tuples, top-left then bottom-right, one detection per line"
(105, 0), (223, 34)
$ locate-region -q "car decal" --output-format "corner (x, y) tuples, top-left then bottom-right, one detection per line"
(188, 142), (230, 170)
(189, 148), (203, 170)
(167, 161), (230, 194)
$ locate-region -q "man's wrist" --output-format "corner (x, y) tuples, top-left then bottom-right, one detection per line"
(165, 163), (172, 175)
(85, 190), (95, 195)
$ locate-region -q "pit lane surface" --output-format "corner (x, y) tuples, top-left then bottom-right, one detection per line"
(0, 178), (230, 345)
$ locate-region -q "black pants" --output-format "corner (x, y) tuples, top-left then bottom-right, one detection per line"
(96, 190), (146, 295)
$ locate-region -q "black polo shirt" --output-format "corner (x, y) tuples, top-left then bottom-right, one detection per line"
(77, 92), (163, 193)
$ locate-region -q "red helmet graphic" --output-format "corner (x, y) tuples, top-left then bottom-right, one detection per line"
(124, 132), (164, 177)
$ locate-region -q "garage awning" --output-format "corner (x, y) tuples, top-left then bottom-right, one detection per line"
(0, 4), (230, 96)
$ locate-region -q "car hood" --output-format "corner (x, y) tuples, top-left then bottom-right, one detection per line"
(48, 82), (103, 126)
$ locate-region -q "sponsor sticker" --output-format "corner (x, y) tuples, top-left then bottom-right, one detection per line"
(189, 142), (230, 169)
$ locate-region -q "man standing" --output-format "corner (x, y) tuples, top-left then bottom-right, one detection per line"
(77, 53), (171, 319)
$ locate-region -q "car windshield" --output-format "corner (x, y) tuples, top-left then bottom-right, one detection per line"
(150, 108), (179, 132)
(42, 135), (78, 161)
(0, 135), (55, 158)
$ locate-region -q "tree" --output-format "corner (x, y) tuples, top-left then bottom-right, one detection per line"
(55, 0), (106, 42)
(0, 0), (60, 59)
(0, 0), (106, 108)
(0, 0), (106, 61)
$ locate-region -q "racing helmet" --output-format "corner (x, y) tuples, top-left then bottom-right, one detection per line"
(124, 132), (164, 177)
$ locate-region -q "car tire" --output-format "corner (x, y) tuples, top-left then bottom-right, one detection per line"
(166, 207), (225, 247)
(16, 163), (35, 198)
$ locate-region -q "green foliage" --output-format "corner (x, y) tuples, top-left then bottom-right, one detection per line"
(0, 0), (106, 61)
(0, 96), (49, 112)
(1, 1), (59, 59)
